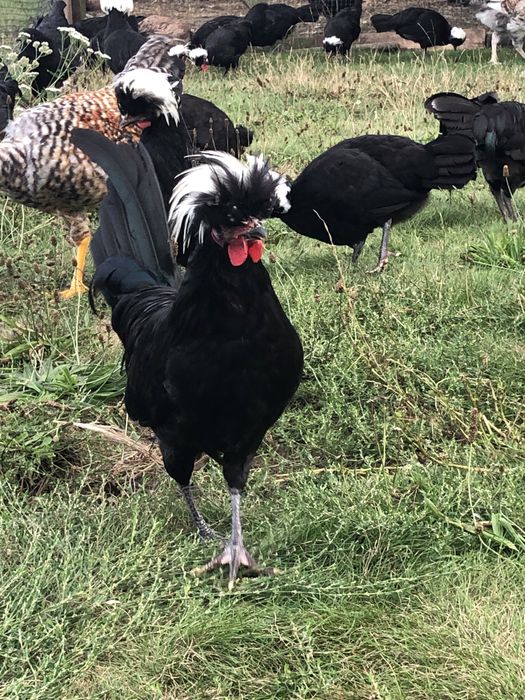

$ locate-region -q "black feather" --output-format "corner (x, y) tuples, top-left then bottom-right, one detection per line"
(71, 128), (179, 289)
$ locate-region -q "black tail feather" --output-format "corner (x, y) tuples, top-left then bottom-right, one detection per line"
(424, 92), (481, 137)
(422, 133), (477, 190)
(72, 129), (181, 300)
(371, 13), (394, 32)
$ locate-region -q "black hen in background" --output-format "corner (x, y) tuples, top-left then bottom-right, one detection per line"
(371, 7), (466, 51)
(323, 5), (362, 54)
(189, 15), (241, 48)
(17, 0), (77, 95)
(75, 12), (144, 40)
(426, 91), (525, 221)
(245, 3), (317, 47)
(0, 67), (19, 134)
(89, 0), (146, 73)
(113, 56), (187, 217)
(72, 131), (303, 588)
(203, 19), (253, 73)
(272, 133), (476, 271)
(181, 94), (254, 158)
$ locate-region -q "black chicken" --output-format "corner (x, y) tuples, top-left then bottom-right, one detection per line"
(371, 8), (466, 51)
(17, 0), (77, 95)
(114, 64), (186, 213)
(202, 19), (253, 73)
(272, 133), (476, 271)
(0, 67), (19, 134)
(323, 5), (362, 54)
(72, 132), (303, 587)
(244, 3), (318, 47)
(113, 58), (253, 219)
(90, 0), (146, 74)
(189, 15), (241, 49)
(425, 91), (525, 221)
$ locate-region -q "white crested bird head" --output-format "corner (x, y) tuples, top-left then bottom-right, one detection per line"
(450, 26), (466, 46)
(323, 35), (343, 46)
(114, 68), (182, 128)
(101, 0), (134, 14)
(169, 151), (285, 255)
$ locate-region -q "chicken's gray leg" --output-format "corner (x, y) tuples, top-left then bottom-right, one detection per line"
(352, 239), (365, 263)
(368, 219), (398, 273)
(490, 32), (500, 64)
(493, 189), (518, 222)
(180, 485), (221, 540)
(191, 488), (270, 589)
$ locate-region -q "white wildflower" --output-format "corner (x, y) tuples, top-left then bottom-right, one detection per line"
(58, 27), (90, 45)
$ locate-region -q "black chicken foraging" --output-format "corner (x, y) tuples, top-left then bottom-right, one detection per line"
(371, 8), (466, 51)
(244, 3), (318, 47)
(72, 131), (303, 587)
(272, 133), (476, 271)
(425, 91), (525, 221)
(323, 5), (362, 55)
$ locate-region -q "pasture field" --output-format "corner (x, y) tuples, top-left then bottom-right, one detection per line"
(1, 48), (525, 699)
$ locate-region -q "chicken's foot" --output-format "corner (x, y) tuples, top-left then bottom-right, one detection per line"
(191, 488), (273, 588)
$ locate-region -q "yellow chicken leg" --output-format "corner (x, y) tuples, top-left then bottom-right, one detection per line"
(59, 213), (92, 299)
(59, 234), (91, 299)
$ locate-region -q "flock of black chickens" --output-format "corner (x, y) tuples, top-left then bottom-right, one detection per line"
(2, 0), (525, 587)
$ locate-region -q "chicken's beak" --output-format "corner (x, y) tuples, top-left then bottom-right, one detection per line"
(120, 114), (149, 128)
(120, 114), (136, 128)
(246, 224), (267, 240)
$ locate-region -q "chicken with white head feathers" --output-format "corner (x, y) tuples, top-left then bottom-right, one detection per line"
(113, 45), (255, 229)
(71, 130), (303, 588)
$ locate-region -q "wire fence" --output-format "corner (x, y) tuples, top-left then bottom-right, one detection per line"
(0, 0), (53, 38)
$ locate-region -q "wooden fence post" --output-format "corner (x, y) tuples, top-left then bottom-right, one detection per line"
(65, 0), (86, 23)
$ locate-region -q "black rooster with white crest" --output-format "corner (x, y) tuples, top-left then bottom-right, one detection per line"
(271, 133), (476, 271)
(72, 131), (303, 588)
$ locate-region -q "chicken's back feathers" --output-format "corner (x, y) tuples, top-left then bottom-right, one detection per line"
(0, 87), (140, 213)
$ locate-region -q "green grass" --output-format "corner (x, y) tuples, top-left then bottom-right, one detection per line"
(1, 48), (525, 699)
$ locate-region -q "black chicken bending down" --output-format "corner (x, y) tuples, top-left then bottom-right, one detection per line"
(95, 0), (147, 75)
(72, 132), (304, 588)
(371, 8), (466, 51)
(272, 133), (476, 271)
(323, 5), (362, 55)
(113, 62), (187, 215)
(244, 3), (319, 47)
(425, 91), (525, 222)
